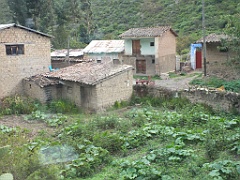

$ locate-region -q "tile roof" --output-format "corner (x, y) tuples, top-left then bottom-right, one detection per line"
(24, 74), (59, 87)
(83, 40), (124, 54)
(119, 26), (177, 38)
(0, 23), (52, 38)
(44, 59), (132, 85)
(196, 33), (229, 43)
(51, 49), (84, 57)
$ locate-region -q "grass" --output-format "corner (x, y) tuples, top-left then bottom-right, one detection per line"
(190, 76), (240, 92)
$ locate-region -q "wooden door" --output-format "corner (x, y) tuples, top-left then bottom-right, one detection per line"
(132, 40), (141, 55)
(196, 50), (202, 69)
(136, 60), (146, 74)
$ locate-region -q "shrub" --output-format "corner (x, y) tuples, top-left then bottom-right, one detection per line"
(48, 99), (79, 114)
(93, 131), (124, 153)
(0, 95), (39, 115)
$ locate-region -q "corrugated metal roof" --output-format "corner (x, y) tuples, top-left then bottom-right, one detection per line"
(0, 23), (52, 38)
(119, 26), (177, 38)
(196, 33), (229, 43)
(51, 49), (84, 57)
(44, 59), (132, 85)
(83, 40), (124, 54)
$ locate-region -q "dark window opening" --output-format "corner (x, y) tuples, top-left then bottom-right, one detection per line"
(6, 44), (24, 55)
(150, 42), (154, 46)
(152, 59), (155, 64)
(113, 59), (120, 64)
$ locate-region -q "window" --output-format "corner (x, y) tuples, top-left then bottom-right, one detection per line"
(152, 59), (155, 64)
(6, 44), (24, 55)
(150, 42), (154, 46)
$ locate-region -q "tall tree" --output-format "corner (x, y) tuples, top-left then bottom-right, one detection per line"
(7, 0), (27, 25)
(0, 0), (12, 23)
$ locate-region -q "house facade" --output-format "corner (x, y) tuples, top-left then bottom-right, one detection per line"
(0, 23), (51, 99)
(23, 60), (133, 112)
(83, 40), (124, 64)
(119, 26), (177, 75)
(196, 33), (239, 79)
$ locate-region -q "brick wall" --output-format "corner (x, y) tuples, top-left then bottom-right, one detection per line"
(95, 69), (133, 112)
(155, 31), (176, 74)
(206, 42), (240, 79)
(0, 27), (51, 99)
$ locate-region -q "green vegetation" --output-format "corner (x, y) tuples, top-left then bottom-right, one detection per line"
(1, 95), (240, 179)
(1, 0), (239, 55)
(190, 76), (240, 92)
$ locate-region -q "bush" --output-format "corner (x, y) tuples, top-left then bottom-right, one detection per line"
(0, 95), (39, 115)
(48, 99), (79, 114)
(93, 131), (124, 153)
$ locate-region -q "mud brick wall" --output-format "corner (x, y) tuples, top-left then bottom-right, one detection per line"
(0, 27), (51, 99)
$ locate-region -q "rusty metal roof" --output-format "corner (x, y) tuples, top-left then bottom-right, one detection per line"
(24, 74), (59, 87)
(51, 49), (84, 57)
(196, 33), (229, 43)
(44, 59), (132, 85)
(0, 23), (52, 38)
(119, 26), (177, 38)
(83, 40), (124, 54)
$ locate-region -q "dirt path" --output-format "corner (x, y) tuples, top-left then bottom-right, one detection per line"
(154, 75), (197, 91)
(0, 115), (55, 138)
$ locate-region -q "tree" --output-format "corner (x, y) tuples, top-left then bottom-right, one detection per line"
(223, 4), (240, 66)
(0, 0), (12, 23)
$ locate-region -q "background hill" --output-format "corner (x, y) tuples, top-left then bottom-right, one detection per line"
(0, 0), (239, 53)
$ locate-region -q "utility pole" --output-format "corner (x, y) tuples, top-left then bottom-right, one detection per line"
(202, 0), (207, 76)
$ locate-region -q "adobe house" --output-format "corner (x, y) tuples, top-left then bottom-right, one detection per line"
(83, 40), (124, 64)
(119, 26), (178, 75)
(23, 60), (133, 112)
(51, 49), (84, 69)
(0, 23), (51, 99)
(196, 33), (239, 79)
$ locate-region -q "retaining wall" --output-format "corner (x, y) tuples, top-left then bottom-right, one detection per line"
(134, 85), (240, 113)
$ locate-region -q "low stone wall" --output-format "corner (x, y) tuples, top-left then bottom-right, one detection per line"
(134, 85), (240, 113)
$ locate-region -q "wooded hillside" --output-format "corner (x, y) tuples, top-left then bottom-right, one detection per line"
(1, 0), (239, 53)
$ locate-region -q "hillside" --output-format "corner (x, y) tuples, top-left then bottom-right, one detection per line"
(91, 0), (239, 38)
(0, 0), (239, 50)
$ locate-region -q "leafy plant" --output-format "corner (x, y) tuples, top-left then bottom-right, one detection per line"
(204, 160), (240, 180)
(62, 141), (110, 178)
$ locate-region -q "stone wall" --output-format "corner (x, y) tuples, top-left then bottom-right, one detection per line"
(0, 27), (51, 99)
(134, 85), (240, 113)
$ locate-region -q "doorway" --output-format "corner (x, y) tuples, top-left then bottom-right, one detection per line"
(196, 49), (202, 69)
(136, 59), (146, 74)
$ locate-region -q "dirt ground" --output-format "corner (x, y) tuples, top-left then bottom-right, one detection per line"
(0, 115), (55, 138)
(0, 71), (201, 134)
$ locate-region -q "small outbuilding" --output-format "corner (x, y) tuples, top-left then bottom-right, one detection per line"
(195, 33), (239, 79)
(23, 60), (133, 112)
(83, 40), (125, 64)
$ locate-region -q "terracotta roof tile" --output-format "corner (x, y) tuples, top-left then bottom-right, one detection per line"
(24, 75), (59, 87)
(196, 33), (229, 43)
(44, 59), (132, 85)
(119, 26), (177, 38)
